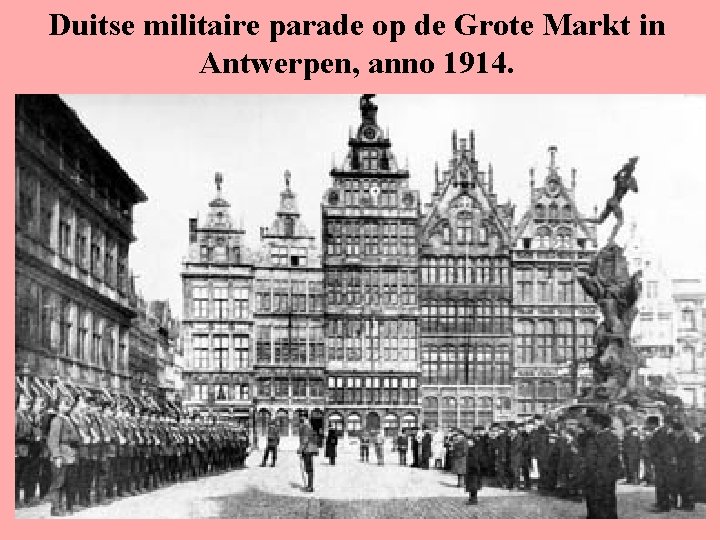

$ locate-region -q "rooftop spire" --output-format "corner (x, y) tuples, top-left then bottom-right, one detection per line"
(215, 171), (223, 196)
(548, 145), (558, 173)
(284, 169), (291, 190)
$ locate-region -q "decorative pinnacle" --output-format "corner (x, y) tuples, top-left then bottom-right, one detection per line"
(548, 145), (558, 170)
(284, 169), (291, 189)
(214, 172), (223, 194)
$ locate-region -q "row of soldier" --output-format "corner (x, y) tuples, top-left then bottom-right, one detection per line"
(15, 392), (251, 516)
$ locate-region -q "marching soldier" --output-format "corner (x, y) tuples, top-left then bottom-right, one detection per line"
(670, 420), (695, 511)
(47, 395), (80, 516)
(15, 393), (34, 507)
(86, 397), (106, 504)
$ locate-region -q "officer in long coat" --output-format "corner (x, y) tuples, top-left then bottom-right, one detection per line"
(581, 412), (622, 519)
(420, 426), (432, 469)
(29, 395), (52, 502)
(452, 431), (468, 487)
(490, 424), (509, 488)
(298, 413), (317, 492)
(509, 423), (531, 490)
(410, 427), (420, 467)
(47, 395), (80, 516)
(465, 426), (486, 505)
(693, 425), (706, 503)
(68, 394), (93, 508)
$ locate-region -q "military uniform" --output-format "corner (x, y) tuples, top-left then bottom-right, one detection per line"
(359, 431), (370, 462)
(465, 431), (486, 504)
(15, 406), (34, 505)
(529, 422), (550, 491)
(47, 410), (80, 515)
(649, 424), (674, 511)
(29, 403), (52, 501)
(69, 407), (93, 507)
(298, 420), (317, 492)
(396, 432), (408, 465)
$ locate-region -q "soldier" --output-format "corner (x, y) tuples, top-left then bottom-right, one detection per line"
(298, 413), (318, 493)
(15, 393), (34, 507)
(529, 415), (551, 492)
(465, 425), (486, 505)
(359, 429), (370, 463)
(47, 395), (80, 516)
(68, 393), (93, 508)
(582, 411), (622, 519)
(86, 397), (106, 503)
(115, 407), (133, 497)
(546, 431), (560, 494)
(99, 399), (120, 501)
(396, 428), (408, 466)
(622, 426), (641, 484)
(29, 395), (52, 503)
(640, 426), (654, 485)
(410, 427), (420, 468)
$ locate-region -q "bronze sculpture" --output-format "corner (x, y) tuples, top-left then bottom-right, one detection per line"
(588, 156), (639, 245)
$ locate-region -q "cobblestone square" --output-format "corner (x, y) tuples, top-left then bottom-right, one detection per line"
(16, 442), (705, 519)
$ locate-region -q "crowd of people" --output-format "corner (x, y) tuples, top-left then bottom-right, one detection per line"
(373, 413), (705, 518)
(17, 387), (706, 519)
(15, 391), (250, 516)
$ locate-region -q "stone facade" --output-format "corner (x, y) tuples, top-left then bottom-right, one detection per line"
(15, 94), (146, 398)
(321, 96), (422, 437)
(510, 147), (599, 418)
(180, 173), (254, 422)
(418, 131), (514, 430)
(254, 171), (325, 436)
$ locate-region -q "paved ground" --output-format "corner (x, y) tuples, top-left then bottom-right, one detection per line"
(16, 439), (706, 519)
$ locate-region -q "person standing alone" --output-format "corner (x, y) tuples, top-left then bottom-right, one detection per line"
(261, 420), (280, 467)
(298, 414), (318, 493)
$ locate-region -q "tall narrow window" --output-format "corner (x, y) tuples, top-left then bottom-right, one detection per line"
(457, 212), (473, 243)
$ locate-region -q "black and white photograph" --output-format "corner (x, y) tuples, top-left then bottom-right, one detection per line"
(14, 93), (706, 519)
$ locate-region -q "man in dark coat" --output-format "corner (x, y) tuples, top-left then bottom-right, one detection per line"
(693, 426), (705, 503)
(670, 421), (695, 511)
(465, 426), (486, 505)
(490, 424), (509, 488)
(508, 423), (531, 490)
(421, 426), (432, 469)
(298, 414), (318, 493)
(325, 428), (339, 465)
(410, 428), (420, 467)
(47, 395), (80, 516)
(582, 412), (622, 519)
(15, 393), (34, 507)
(261, 420), (280, 467)
(622, 426), (641, 484)
(529, 415), (550, 492)
(396, 428), (408, 465)
(648, 416), (674, 512)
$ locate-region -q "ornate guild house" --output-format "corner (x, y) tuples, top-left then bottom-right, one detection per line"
(254, 171), (326, 436)
(322, 95), (422, 437)
(181, 173), (254, 422)
(419, 132), (514, 430)
(511, 147), (598, 417)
